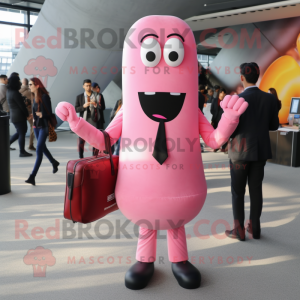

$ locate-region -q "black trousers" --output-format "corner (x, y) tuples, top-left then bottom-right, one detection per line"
(230, 159), (267, 231)
(10, 121), (28, 154)
(78, 137), (96, 159)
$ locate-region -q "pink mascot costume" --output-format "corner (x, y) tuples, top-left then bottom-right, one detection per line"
(56, 15), (248, 290)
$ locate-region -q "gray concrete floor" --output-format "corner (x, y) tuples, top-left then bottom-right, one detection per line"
(1, 131), (300, 300)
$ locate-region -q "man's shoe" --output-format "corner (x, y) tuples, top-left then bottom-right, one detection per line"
(52, 160), (60, 174)
(125, 261), (154, 290)
(225, 227), (245, 241)
(213, 148), (220, 152)
(20, 151), (33, 157)
(246, 223), (261, 239)
(10, 147), (16, 150)
(172, 261), (201, 289)
(25, 174), (35, 186)
(220, 149), (226, 152)
(28, 146), (36, 151)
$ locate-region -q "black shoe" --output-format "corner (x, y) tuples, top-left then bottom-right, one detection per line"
(10, 147), (16, 150)
(172, 261), (201, 289)
(20, 151), (33, 157)
(52, 160), (60, 174)
(246, 223), (260, 239)
(25, 174), (35, 186)
(225, 227), (245, 241)
(125, 261), (154, 290)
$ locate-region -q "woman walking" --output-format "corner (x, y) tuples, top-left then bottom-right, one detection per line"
(7, 75), (33, 157)
(25, 78), (59, 185)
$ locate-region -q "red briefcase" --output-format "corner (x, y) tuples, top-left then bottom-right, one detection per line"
(64, 131), (119, 223)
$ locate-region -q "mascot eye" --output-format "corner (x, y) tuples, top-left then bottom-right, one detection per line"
(163, 38), (184, 67)
(140, 38), (161, 67)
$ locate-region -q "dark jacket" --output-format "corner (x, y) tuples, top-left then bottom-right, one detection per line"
(277, 99), (282, 112)
(210, 97), (223, 128)
(198, 67), (207, 86)
(32, 94), (52, 128)
(198, 92), (205, 113)
(75, 92), (106, 127)
(6, 89), (28, 123)
(229, 87), (279, 161)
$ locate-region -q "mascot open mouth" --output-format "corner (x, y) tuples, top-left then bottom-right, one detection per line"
(138, 92), (186, 122)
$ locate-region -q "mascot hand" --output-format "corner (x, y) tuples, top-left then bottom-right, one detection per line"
(55, 102), (80, 130)
(220, 95), (248, 121)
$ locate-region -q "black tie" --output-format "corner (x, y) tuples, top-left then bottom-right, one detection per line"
(152, 121), (168, 165)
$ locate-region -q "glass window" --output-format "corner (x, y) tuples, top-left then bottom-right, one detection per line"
(0, 8), (27, 24)
(30, 12), (39, 25)
(0, 24), (27, 75)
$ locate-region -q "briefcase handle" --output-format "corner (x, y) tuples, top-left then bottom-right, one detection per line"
(94, 130), (115, 176)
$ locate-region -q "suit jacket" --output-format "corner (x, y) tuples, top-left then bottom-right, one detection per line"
(229, 87), (279, 161)
(210, 97), (223, 128)
(75, 92), (105, 128)
(6, 89), (28, 123)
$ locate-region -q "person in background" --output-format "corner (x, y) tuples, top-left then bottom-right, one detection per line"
(198, 85), (206, 112)
(225, 62), (279, 241)
(210, 88), (227, 152)
(91, 82), (106, 130)
(20, 78), (35, 151)
(25, 77), (59, 186)
(0, 74), (9, 112)
(198, 62), (207, 86)
(7, 75), (32, 157)
(197, 86), (206, 152)
(206, 88), (214, 103)
(268, 88), (282, 113)
(75, 79), (101, 158)
(0, 74), (14, 149)
(110, 98), (123, 155)
(10, 72), (19, 78)
(213, 85), (220, 99)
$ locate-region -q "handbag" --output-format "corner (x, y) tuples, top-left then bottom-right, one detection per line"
(40, 97), (57, 142)
(64, 130), (119, 223)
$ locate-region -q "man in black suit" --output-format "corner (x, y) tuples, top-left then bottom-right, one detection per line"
(75, 79), (102, 158)
(225, 62), (279, 241)
(198, 85), (206, 112)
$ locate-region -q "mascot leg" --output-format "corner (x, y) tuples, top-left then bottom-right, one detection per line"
(168, 226), (201, 289)
(125, 227), (156, 290)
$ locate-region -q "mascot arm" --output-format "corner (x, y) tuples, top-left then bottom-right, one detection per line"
(56, 101), (123, 151)
(198, 109), (238, 149)
(74, 106), (123, 151)
(198, 95), (248, 149)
